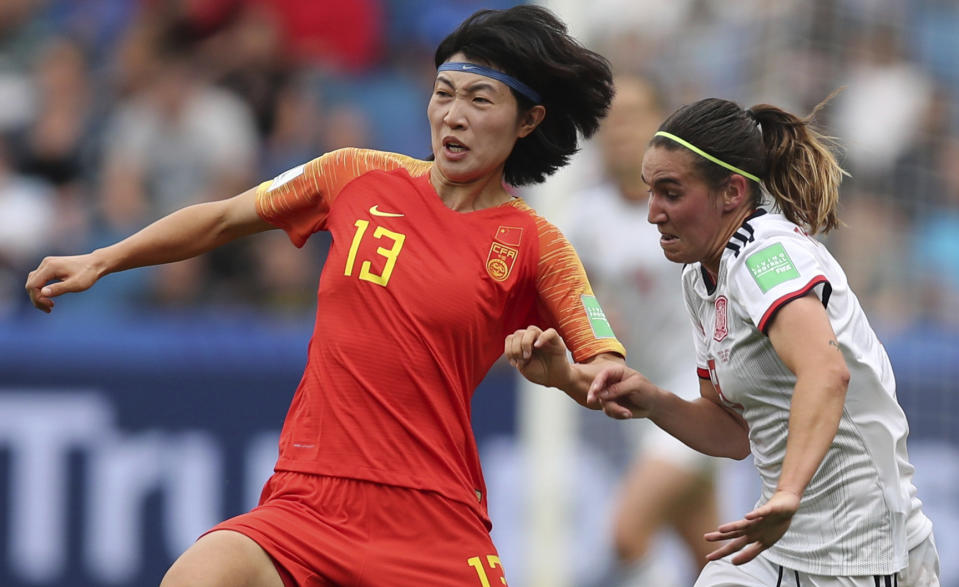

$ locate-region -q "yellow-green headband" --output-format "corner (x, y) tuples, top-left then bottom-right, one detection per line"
(654, 131), (761, 183)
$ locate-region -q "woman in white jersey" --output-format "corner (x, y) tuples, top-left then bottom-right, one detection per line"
(506, 97), (940, 586)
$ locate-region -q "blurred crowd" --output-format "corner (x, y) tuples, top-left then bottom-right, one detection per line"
(1, 0), (957, 332)
(0, 0), (517, 318)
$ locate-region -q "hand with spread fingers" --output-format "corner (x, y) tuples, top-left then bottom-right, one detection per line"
(704, 490), (800, 565)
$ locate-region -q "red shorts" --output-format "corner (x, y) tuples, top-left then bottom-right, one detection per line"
(207, 471), (508, 586)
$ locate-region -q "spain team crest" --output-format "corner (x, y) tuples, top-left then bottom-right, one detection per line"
(486, 226), (523, 281)
(714, 295), (728, 342)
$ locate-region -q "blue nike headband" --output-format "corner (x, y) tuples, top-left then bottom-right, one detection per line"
(437, 62), (542, 104)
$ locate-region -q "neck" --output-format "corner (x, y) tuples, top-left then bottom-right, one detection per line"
(429, 167), (513, 212)
(701, 206), (754, 279)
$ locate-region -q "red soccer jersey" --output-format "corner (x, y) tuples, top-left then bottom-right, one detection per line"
(255, 148), (625, 524)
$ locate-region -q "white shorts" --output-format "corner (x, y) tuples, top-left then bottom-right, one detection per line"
(693, 533), (940, 587)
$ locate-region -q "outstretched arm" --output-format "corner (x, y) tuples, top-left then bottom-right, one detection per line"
(504, 326), (623, 407)
(588, 366), (750, 459)
(25, 187), (274, 312)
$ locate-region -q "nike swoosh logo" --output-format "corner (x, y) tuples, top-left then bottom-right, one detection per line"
(369, 205), (404, 217)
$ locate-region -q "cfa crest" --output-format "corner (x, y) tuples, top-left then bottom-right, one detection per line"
(486, 242), (518, 281)
(486, 226), (523, 282)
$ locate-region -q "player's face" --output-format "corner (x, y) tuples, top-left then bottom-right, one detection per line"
(642, 146), (728, 266)
(428, 54), (539, 185)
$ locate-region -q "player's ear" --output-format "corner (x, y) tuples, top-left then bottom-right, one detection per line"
(721, 174), (750, 211)
(518, 105), (546, 138)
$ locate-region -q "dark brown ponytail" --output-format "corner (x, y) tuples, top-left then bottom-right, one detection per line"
(749, 94), (845, 234)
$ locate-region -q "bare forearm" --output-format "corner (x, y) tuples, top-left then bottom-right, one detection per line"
(94, 193), (269, 277)
(648, 390), (750, 459)
(26, 188), (272, 312)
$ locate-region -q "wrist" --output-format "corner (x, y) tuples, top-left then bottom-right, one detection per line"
(641, 384), (667, 420)
(773, 486), (804, 499)
(88, 248), (114, 278)
(549, 360), (578, 392)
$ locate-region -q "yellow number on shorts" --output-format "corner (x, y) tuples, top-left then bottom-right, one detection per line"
(468, 555), (507, 586)
(344, 219), (406, 287)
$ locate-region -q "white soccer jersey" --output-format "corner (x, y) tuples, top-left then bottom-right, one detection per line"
(682, 208), (933, 576)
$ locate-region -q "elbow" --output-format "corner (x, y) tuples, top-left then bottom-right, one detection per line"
(724, 430), (751, 460)
(705, 442), (750, 460)
(725, 417), (751, 460)
(838, 365), (851, 392)
(808, 355), (850, 401)
(830, 362), (851, 398)
(702, 429), (750, 460)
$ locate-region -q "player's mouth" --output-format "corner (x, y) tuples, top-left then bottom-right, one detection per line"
(443, 137), (470, 156)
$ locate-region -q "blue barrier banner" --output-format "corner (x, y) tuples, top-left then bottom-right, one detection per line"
(0, 312), (516, 587)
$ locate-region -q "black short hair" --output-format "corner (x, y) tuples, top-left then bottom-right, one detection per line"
(434, 5), (614, 186)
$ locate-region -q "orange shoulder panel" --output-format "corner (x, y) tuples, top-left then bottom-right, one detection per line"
(255, 148), (431, 246)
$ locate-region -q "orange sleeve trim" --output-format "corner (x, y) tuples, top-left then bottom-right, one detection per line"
(527, 208), (626, 363)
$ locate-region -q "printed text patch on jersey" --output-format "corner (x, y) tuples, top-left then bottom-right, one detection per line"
(581, 295), (616, 338)
(745, 243), (800, 293)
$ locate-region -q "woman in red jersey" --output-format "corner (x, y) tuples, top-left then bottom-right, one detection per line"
(26, 6), (624, 587)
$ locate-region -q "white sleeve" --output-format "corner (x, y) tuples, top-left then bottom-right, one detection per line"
(728, 236), (831, 333)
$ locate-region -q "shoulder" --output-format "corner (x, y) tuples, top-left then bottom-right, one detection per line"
(315, 148), (432, 178)
(258, 148), (431, 210)
(724, 211), (834, 321)
(504, 198), (568, 244)
(726, 210), (814, 271)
